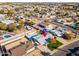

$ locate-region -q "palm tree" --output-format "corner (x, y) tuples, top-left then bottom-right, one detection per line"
(51, 36), (57, 43)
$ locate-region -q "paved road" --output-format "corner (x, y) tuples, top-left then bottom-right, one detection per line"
(52, 40), (79, 56)
(50, 20), (77, 33)
(39, 18), (77, 33)
(56, 37), (68, 44)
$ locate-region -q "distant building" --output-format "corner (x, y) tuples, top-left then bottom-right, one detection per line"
(1, 20), (15, 25)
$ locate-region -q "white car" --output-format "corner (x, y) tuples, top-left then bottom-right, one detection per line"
(26, 25), (32, 30)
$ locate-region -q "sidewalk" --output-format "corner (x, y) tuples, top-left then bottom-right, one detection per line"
(56, 37), (68, 44)
(37, 45), (51, 53)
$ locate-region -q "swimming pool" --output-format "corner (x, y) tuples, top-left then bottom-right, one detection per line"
(4, 35), (12, 38)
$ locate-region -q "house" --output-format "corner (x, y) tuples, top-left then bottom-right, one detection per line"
(56, 19), (64, 23)
(49, 29), (63, 37)
(46, 24), (56, 30)
(33, 33), (53, 45)
(33, 35), (47, 45)
(0, 14), (6, 20)
(63, 18), (74, 25)
(1, 20), (15, 25)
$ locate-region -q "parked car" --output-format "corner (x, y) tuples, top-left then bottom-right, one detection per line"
(25, 25), (32, 30)
(38, 24), (45, 28)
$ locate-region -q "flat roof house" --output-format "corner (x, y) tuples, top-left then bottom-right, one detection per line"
(33, 35), (47, 45)
(1, 20), (15, 25)
(33, 33), (53, 45)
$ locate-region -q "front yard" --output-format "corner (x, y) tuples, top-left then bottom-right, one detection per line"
(47, 40), (62, 51)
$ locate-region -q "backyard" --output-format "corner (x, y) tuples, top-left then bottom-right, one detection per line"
(47, 40), (62, 51)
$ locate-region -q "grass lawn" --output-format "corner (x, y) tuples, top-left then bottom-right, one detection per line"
(47, 40), (62, 51)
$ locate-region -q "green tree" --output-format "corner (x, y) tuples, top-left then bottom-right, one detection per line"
(30, 22), (35, 26)
(8, 23), (17, 32)
(63, 32), (72, 40)
(0, 23), (7, 30)
(38, 30), (42, 34)
(8, 10), (14, 14)
(34, 8), (39, 13)
(17, 20), (24, 29)
(7, 10), (14, 16)
(0, 9), (4, 14)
